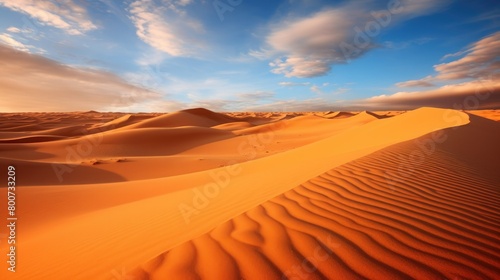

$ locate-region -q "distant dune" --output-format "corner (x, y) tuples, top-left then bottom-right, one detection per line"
(0, 108), (498, 280)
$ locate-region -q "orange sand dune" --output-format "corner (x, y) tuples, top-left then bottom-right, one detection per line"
(132, 113), (500, 279)
(0, 108), (499, 280)
(323, 111), (356, 119)
(0, 110), (380, 185)
(88, 114), (153, 132)
(121, 108), (239, 129)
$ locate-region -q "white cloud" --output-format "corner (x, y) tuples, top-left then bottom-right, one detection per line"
(248, 48), (275, 60)
(396, 31), (500, 87)
(246, 98), (335, 112)
(383, 37), (433, 50)
(265, 6), (372, 78)
(363, 79), (500, 110)
(180, 91), (276, 112)
(0, 0), (97, 35)
(278, 81), (310, 87)
(441, 50), (467, 61)
(373, 31), (500, 110)
(332, 87), (350, 95)
(128, 0), (206, 57)
(237, 91), (275, 100)
(310, 84), (350, 95)
(396, 0), (450, 18)
(310, 85), (322, 94)
(177, 0), (193, 6)
(257, 0), (449, 78)
(434, 31), (500, 81)
(396, 75), (435, 88)
(0, 33), (32, 52)
(135, 49), (169, 66)
(6, 27), (21, 33)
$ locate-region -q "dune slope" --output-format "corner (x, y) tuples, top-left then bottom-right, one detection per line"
(132, 113), (500, 280)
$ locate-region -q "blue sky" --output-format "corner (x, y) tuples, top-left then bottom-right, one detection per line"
(0, 0), (499, 112)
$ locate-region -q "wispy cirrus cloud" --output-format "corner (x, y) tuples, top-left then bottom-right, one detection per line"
(310, 84), (350, 95)
(396, 31), (500, 88)
(255, 0), (449, 78)
(278, 81), (310, 87)
(383, 37), (433, 50)
(369, 32), (500, 109)
(396, 75), (434, 88)
(6, 26), (21, 33)
(183, 91), (276, 112)
(0, 0), (97, 35)
(246, 98), (336, 112)
(434, 31), (500, 81)
(310, 85), (323, 94)
(249, 78), (500, 111)
(362, 79), (500, 110)
(441, 50), (467, 61)
(128, 0), (206, 57)
(237, 91), (275, 100)
(0, 33), (33, 52)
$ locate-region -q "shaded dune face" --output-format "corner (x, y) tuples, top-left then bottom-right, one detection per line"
(0, 108), (498, 280)
(131, 117), (500, 280)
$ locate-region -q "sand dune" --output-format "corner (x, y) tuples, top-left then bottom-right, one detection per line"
(0, 107), (498, 280)
(323, 111), (356, 119)
(131, 113), (500, 279)
(212, 121), (253, 131)
(122, 108), (238, 129)
(0, 110), (384, 185)
(87, 114), (152, 132)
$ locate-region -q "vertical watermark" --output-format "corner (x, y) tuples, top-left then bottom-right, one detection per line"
(6, 165), (17, 273)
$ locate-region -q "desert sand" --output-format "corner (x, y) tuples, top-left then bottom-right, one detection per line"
(0, 107), (499, 280)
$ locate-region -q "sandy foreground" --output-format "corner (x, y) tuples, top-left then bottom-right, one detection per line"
(0, 107), (499, 280)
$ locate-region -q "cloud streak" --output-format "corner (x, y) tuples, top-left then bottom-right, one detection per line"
(376, 32), (500, 110)
(362, 79), (500, 110)
(278, 81), (310, 87)
(397, 32), (500, 88)
(266, 5), (375, 78)
(0, 33), (33, 52)
(396, 76), (434, 88)
(0, 44), (161, 112)
(257, 0), (449, 78)
(434, 31), (500, 81)
(0, 0), (97, 35)
(128, 0), (206, 57)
